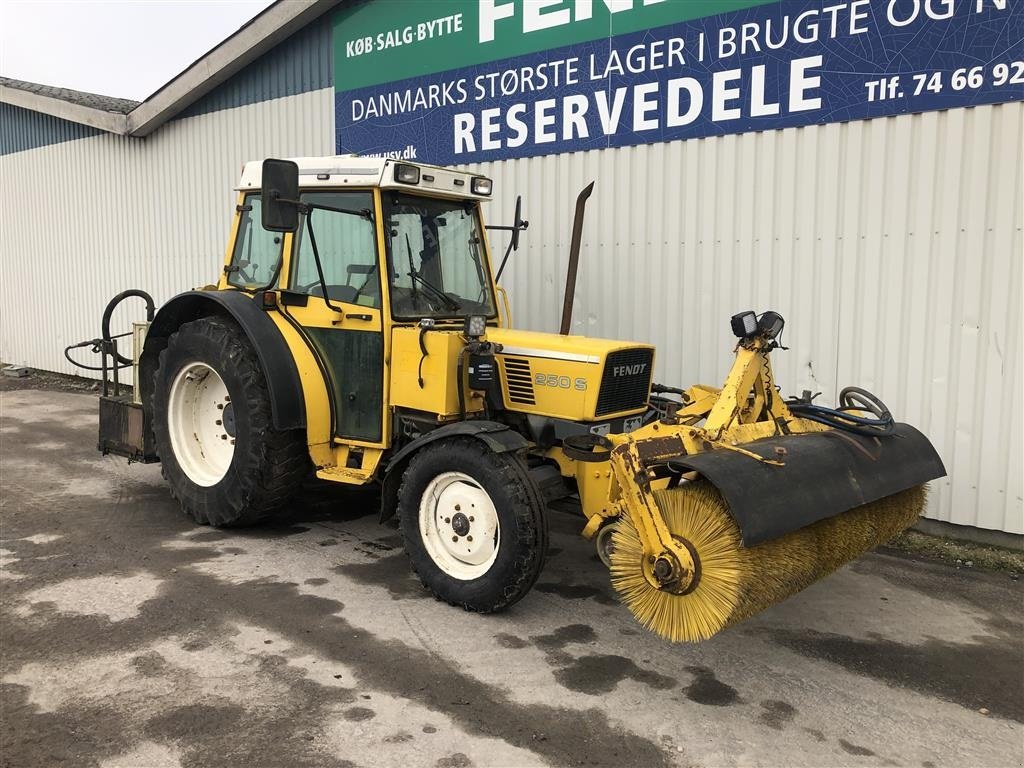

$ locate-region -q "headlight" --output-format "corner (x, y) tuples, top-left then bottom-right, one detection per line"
(464, 314), (487, 338)
(471, 177), (492, 196)
(395, 163), (420, 185)
(758, 311), (785, 340)
(730, 311), (758, 339)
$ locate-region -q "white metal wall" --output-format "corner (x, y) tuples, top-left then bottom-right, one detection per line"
(471, 103), (1023, 535)
(1, 96), (1020, 534)
(0, 86), (336, 375)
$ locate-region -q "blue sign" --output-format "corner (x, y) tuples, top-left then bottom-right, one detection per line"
(336, 0), (1024, 164)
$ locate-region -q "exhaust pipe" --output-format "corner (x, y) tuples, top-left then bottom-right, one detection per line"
(560, 181), (595, 335)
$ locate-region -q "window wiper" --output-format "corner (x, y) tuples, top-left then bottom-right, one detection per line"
(409, 271), (460, 311)
(403, 233), (459, 311)
(405, 233), (419, 301)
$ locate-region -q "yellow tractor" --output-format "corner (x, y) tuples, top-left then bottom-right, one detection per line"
(90, 157), (945, 642)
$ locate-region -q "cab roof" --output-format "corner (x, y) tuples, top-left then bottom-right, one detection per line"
(236, 156), (492, 201)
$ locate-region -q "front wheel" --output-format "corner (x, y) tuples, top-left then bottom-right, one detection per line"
(152, 316), (310, 526)
(398, 438), (547, 612)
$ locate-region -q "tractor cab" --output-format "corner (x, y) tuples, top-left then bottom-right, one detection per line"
(220, 157), (507, 450)
(229, 156), (498, 326)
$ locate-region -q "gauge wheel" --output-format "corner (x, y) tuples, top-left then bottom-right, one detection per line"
(151, 316), (309, 526)
(398, 437), (548, 612)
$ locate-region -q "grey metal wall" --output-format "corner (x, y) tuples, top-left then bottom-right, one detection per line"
(1, 89), (1020, 534)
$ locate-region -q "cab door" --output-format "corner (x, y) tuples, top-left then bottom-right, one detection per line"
(278, 189), (388, 446)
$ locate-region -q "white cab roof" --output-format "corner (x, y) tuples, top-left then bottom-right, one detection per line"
(236, 156), (491, 201)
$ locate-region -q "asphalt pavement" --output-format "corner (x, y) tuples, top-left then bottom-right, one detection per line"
(1, 387), (1021, 768)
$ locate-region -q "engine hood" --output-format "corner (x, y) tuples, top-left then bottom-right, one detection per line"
(487, 328), (655, 422)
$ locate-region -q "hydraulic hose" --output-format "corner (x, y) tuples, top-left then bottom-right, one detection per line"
(101, 290), (156, 366)
(63, 331), (133, 372)
(65, 290), (156, 371)
(787, 386), (895, 437)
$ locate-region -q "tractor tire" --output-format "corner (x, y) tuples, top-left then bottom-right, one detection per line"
(152, 315), (309, 526)
(398, 437), (548, 612)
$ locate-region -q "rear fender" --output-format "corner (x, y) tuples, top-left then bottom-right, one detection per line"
(140, 291), (305, 431)
(379, 421), (530, 523)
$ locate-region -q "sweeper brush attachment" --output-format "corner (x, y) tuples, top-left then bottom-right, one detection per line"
(609, 483), (926, 642)
(593, 311), (945, 642)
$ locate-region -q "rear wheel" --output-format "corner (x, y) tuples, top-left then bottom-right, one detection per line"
(166, 361), (234, 486)
(398, 438), (547, 612)
(152, 316), (309, 526)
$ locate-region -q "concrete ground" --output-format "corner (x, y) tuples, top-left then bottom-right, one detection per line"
(1, 387), (1021, 768)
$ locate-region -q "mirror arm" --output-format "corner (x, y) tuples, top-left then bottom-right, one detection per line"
(304, 211), (344, 314)
(486, 221), (528, 235)
(494, 238), (516, 284)
(291, 200), (373, 221)
(488, 196), (528, 284)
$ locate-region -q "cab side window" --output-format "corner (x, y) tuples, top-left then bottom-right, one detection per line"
(227, 195), (283, 289)
(291, 191), (380, 308)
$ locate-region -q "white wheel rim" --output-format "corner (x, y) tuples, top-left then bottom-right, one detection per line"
(418, 471), (500, 580)
(167, 362), (235, 487)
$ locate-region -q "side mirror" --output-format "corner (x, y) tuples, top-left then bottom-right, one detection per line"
(260, 158), (300, 232)
(489, 195), (530, 284)
(511, 195), (526, 251)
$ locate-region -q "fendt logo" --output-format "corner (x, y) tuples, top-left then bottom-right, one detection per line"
(613, 363), (648, 377)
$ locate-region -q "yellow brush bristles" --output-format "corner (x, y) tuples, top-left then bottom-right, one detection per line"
(609, 482), (926, 643)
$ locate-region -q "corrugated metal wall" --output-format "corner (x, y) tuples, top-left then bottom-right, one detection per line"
(470, 102), (1023, 535)
(0, 86), (336, 371)
(0, 101), (104, 154)
(1, 92), (1020, 534)
(178, 15), (333, 120)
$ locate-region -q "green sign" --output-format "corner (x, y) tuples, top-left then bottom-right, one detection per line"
(333, 0), (773, 91)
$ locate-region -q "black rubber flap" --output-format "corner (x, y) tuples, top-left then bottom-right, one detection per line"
(668, 423), (946, 547)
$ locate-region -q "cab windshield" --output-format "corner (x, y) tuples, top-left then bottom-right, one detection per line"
(383, 192), (496, 320)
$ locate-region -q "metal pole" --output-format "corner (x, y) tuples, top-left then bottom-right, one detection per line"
(112, 339), (120, 397)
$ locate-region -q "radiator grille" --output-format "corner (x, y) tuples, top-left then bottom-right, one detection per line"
(501, 357), (535, 405)
(595, 348), (653, 416)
